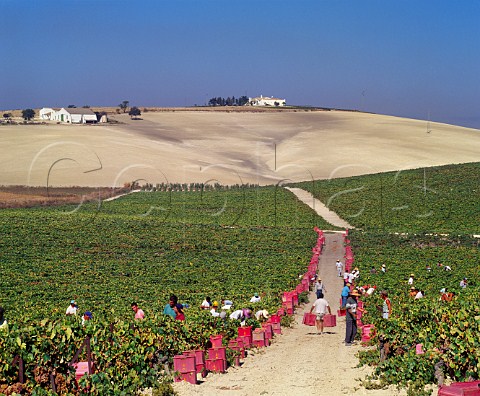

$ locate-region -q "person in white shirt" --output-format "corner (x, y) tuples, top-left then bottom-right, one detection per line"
(444, 265), (452, 271)
(366, 286), (376, 296)
(343, 271), (350, 285)
(309, 292), (331, 334)
(66, 300), (77, 316)
(460, 278), (467, 288)
(381, 264), (386, 273)
(255, 309), (269, 321)
(221, 299), (233, 310)
(414, 290), (424, 299)
(347, 272), (355, 284)
(408, 274), (414, 285)
(335, 260), (343, 277)
(200, 296), (212, 310)
(210, 301), (220, 317)
(250, 293), (261, 303)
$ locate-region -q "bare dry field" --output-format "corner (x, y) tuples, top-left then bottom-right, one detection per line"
(0, 109), (479, 187)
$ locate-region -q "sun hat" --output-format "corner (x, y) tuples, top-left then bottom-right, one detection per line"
(350, 290), (361, 297)
(70, 300), (75, 304)
(254, 293), (259, 297)
(440, 288), (446, 293)
(410, 286), (416, 290)
(212, 301), (219, 307)
(410, 273), (414, 277)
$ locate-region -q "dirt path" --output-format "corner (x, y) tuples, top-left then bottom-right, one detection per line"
(285, 187), (354, 229)
(173, 233), (409, 396)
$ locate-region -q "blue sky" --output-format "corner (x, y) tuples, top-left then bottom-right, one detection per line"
(2, 0), (479, 128)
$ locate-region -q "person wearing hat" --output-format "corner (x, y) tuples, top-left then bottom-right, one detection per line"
(459, 278), (467, 289)
(82, 311), (92, 326)
(381, 264), (386, 273)
(210, 301), (220, 317)
(335, 259), (343, 277)
(408, 274), (415, 285)
(66, 300), (78, 316)
(314, 278), (327, 299)
(409, 286), (418, 298)
(345, 290), (360, 346)
(250, 293), (261, 303)
(341, 282), (350, 307)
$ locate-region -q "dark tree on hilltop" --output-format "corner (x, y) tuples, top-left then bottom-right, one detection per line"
(128, 106), (141, 119)
(119, 100), (129, 113)
(67, 104), (76, 108)
(3, 113), (11, 120)
(208, 95), (250, 106)
(22, 109), (35, 121)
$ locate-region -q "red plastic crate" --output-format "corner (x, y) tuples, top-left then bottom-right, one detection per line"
(438, 381), (480, 395)
(269, 314), (281, 324)
(277, 308), (285, 316)
(210, 335), (223, 348)
(302, 313), (316, 326)
(238, 335), (251, 348)
(208, 347), (226, 360)
(183, 350), (205, 365)
(174, 371), (197, 384)
(253, 339), (266, 347)
(73, 361), (94, 381)
(272, 322), (282, 334)
(323, 314), (336, 327)
(238, 326), (252, 337)
(205, 358), (226, 373)
(252, 329), (265, 342)
(337, 308), (346, 317)
(173, 355), (196, 373)
(261, 323), (273, 340)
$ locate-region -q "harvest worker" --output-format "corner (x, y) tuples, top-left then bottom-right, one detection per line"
(131, 302), (145, 320)
(221, 299), (234, 310)
(250, 293), (261, 303)
(409, 287), (418, 298)
(343, 270), (350, 286)
(210, 301), (220, 317)
(381, 264), (386, 273)
(460, 278), (468, 288)
(345, 290), (360, 346)
(314, 278), (327, 299)
(174, 304), (185, 321)
(309, 292), (331, 335)
(163, 295), (178, 319)
(200, 296), (212, 310)
(408, 274), (415, 285)
(0, 306), (8, 332)
(66, 300), (78, 316)
(82, 311), (92, 326)
(255, 309), (270, 321)
(379, 291), (391, 319)
(335, 259), (343, 277)
(341, 283), (350, 307)
(414, 290), (424, 300)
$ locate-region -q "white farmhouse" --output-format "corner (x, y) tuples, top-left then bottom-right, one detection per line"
(39, 108), (58, 120)
(52, 108), (97, 123)
(249, 95), (286, 107)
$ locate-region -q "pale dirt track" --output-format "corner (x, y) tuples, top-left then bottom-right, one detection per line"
(0, 111), (479, 187)
(173, 233), (422, 396)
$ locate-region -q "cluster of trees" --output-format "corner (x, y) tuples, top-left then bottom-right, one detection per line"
(208, 96), (249, 107)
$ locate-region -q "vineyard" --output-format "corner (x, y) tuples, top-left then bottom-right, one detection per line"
(0, 161), (479, 395)
(290, 162), (480, 394)
(0, 186), (330, 394)
(292, 162), (480, 233)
